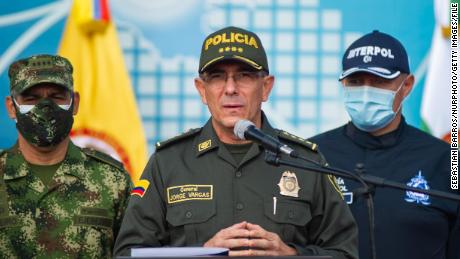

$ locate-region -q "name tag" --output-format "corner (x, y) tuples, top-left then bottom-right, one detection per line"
(73, 207), (112, 228)
(73, 215), (113, 228)
(80, 207), (109, 217)
(167, 185), (213, 204)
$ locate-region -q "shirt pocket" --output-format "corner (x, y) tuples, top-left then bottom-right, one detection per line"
(72, 207), (115, 256)
(264, 197), (312, 242)
(166, 200), (216, 246)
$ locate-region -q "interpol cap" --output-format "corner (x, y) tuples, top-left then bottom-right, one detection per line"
(8, 54), (74, 94)
(339, 30), (410, 80)
(198, 26), (269, 73)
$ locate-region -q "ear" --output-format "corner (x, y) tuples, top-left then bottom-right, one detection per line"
(402, 74), (414, 98)
(194, 78), (208, 105)
(5, 96), (17, 120)
(261, 75), (274, 102)
(72, 91), (80, 115)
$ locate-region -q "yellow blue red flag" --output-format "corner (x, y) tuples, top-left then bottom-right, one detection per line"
(59, 0), (147, 182)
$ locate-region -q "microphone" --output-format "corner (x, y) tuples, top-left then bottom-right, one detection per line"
(234, 119), (298, 157)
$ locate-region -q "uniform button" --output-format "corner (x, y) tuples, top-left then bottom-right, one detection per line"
(288, 211), (294, 218)
(236, 203), (244, 210)
(236, 171), (242, 178)
(185, 211), (192, 218)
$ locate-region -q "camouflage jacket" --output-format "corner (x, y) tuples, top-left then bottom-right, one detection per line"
(0, 142), (131, 259)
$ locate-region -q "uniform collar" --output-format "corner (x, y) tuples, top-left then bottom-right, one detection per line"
(345, 116), (407, 149)
(4, 141), (86, 180)
(195, 119), (220, 157)
(194, 112), (278, 164)
(61, 141), (87, 179)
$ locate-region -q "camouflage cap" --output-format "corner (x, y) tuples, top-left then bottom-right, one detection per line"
(198, 26), (269, 73)
(8, 54), (73, 94)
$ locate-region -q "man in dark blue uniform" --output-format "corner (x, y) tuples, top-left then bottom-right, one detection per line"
(311, 30), (460, 259)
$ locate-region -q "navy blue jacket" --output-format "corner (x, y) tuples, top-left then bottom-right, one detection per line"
(310, 118), (460, 259)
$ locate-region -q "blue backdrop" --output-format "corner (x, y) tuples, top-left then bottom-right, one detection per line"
(0, 0), (435, 154)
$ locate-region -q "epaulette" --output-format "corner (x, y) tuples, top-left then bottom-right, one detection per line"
(155, 128), (202, 151)
(277, 130), (318, 152)
(82, 148), (125, 171)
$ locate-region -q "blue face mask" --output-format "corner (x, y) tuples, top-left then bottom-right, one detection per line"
(343, 80), (405, 132)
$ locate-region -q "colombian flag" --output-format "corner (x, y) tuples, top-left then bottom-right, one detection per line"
(131, 179), (150, 198)
(58, 0), (147, 182)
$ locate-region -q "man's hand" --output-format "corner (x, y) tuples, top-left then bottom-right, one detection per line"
(204, 222), (297, 257)
(203, 221), (250, 250)
(231, 222), (297, 256)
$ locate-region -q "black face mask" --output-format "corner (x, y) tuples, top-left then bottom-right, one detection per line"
(14, 98), (74, 147)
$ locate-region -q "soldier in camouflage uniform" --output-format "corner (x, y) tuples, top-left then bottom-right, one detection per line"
(0, 54), (131, 258)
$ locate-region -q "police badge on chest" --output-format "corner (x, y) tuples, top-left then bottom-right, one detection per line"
(278, 171), (300, 197)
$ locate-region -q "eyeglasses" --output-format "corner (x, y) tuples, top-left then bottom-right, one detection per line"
(201, 71), (267, 87)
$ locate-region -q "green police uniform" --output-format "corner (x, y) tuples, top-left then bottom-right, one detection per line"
(114, 115), (358, 259)
(0, 142), (131, 258)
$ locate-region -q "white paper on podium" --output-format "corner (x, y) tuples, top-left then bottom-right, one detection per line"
(130, 247), (229, 257)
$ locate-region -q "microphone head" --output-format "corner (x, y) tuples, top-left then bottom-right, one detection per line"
(234, 119), (255, 140)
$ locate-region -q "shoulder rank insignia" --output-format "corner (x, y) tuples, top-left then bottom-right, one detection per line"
(198, 139), (212, 152)
(82, 148), (125, 171)
(131, 179), (150, 198)
(405, 170), (431, 205)
(156, 128), (202, 151)
(278, 171), (300, 197)
(277, 130), (318, 152)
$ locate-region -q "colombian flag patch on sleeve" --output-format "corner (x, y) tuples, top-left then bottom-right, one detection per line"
(131, 179), (150, 198)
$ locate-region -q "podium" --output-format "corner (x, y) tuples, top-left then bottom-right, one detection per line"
(115, 247), (332, 258)
(117, 257), (332, 259)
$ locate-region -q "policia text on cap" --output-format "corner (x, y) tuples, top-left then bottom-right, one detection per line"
(114, 26), (358, 259)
